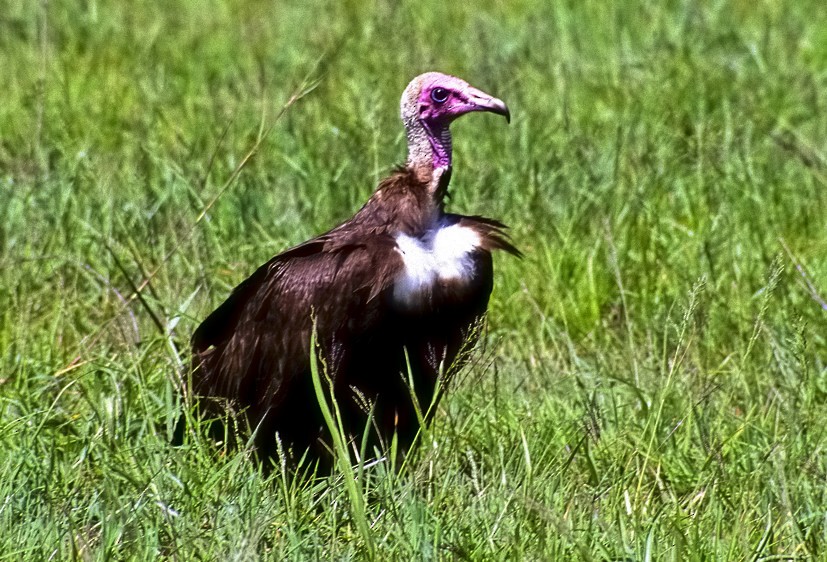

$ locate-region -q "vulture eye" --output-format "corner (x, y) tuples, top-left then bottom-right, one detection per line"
(430, 87), (449, 103)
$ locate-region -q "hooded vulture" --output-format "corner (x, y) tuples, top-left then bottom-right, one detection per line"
(188, 72), (519, 464)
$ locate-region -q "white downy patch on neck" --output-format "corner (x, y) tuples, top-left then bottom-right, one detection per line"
(392, 221), (482, 309)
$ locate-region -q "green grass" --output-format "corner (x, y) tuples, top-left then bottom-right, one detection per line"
(3, 0), (827, 559)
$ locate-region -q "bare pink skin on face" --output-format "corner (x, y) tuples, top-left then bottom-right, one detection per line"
(417, 76), (510, 126)
(402, 73), (510, 172)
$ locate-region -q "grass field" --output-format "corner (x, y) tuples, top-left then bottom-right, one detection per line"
(3, 0), (827, 559)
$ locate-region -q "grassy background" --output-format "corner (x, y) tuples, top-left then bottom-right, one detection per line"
(3, 0), (827, 559)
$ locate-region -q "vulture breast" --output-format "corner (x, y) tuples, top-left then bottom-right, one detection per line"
(392, 221), (484, 311)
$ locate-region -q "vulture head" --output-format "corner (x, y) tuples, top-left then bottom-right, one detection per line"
(401, 72), (510, 176)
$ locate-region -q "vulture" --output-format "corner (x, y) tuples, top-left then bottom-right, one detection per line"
(188, 72), (519, 465)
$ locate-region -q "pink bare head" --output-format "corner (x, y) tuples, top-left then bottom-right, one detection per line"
(400, 72), (509, 173)
(400, 72), (510, 128)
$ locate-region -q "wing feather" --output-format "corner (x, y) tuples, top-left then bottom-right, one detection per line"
(456, 215), (522, 257)
(191, 234), (402, 410)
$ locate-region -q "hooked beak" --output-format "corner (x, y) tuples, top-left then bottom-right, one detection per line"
(465, 87), (511, 124)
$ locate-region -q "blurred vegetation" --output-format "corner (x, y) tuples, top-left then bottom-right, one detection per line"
(1, 0), (827, 559)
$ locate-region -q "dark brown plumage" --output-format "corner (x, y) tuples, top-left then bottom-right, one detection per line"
(187, 73), (518, 465)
